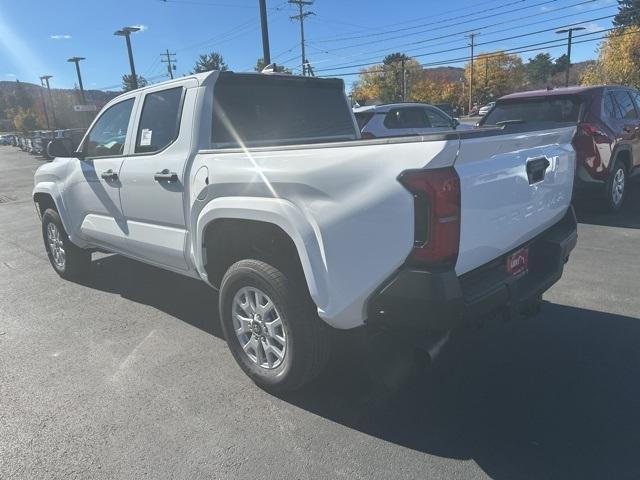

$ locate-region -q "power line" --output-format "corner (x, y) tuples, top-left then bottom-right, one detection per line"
(161, 50), (177, 79)
(311, 0), (530, 44)
(314, 0), (575, 50)
(316, 26), (634, 78)
(311, 0), (594, 57)
(307, 0), (608, 72)
(312, 9), (617, 74)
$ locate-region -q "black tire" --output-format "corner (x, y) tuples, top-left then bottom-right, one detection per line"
(605, 160), (627, 212)
(219, 259), (331, 392)
(41, 208), (91, 279)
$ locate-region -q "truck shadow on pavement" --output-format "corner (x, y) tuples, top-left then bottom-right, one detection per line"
(573, 179), (640, 229)
(79, 255), (640, 480)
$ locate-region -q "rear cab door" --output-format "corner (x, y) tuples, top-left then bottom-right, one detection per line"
(118, 79), (198, 271)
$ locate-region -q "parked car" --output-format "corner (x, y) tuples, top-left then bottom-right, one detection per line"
(479, 85), (640, 211)
(36, 71), (577, 391)
(478, 101), (495, 116)
(0, 135), (10, 145)
(353, 102), (472, 138)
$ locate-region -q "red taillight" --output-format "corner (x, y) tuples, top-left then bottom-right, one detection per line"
(361, 131), (377, 139)
(398, 167), (461, 267)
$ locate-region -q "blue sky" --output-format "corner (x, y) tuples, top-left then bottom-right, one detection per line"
(0, 0), (619, 92)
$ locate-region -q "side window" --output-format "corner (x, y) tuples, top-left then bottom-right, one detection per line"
(135, 87), (184, 154)
(384, 108), (430, 129)
(613, 90), (638, 119)
(604, 93), (621, 120)
(425, 108), (452, 128)
(630, 90), (640, 116)
(84, 99), (134, 158)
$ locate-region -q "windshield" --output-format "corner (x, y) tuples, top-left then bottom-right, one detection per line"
(481, 96), (583, 125)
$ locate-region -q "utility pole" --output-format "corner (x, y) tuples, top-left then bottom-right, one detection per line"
(161, 50), (177, 79)
(67, 57), (86, 104)
(114, 26), (141, 89)
(40, 75), (57, 129)
(38, 81), (50, 130)
(289, 0), (314, 76)
(556, 26), (585, 87)
(259, 0), (271, 65)
(401, 58), (406, 102)
(467, 32), (477, 115)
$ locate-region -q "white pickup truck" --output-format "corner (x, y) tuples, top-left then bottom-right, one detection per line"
(35, 71), (577, 391)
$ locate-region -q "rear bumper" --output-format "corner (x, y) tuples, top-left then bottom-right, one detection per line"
(366, 207), (577, 331)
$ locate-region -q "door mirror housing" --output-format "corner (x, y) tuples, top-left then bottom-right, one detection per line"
(47, 138), (84, 159)
(451, 118), (460, 129)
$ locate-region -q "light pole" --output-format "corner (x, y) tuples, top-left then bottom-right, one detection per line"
(556, 27), (585, 87)
(67, 57), (86, 104)
(259, 0), (271, 66)
(114, 26), (140, 89)
(40, 75), (57, 129)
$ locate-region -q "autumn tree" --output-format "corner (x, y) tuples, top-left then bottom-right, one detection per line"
(467, 51), (525, 104)
(13, 109), (42, 132)
(192, 52), (228, 73)
(581, 25), (640, 88)
(351, 53), (422, 104)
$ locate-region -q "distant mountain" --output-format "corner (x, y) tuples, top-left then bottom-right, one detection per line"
(0, 80), (120, 131)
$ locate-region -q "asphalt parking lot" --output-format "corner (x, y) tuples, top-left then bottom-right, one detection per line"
(1, 146), (639, 480)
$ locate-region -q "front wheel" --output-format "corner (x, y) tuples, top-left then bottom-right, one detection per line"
(219, 259), (331, 392)
(606, 161), (627, 212)
(41, 209), (91, 279)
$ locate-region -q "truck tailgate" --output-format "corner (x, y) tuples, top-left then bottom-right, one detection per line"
(454, 126), (576, 275)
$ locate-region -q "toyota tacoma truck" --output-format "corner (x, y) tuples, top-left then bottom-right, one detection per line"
(34, 71), (577, 391)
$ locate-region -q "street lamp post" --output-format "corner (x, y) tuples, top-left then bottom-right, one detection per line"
(40, 75), (57, 129)
(556, 27), (586, 87)
(114, 26), (141, 89)
(67, 57), (86, 104)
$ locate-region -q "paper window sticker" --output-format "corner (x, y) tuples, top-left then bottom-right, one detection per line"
(140, 129), (153, 146)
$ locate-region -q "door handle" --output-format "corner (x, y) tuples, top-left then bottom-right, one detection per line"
(100, 169), (118, 181)
(526, 157), (550, 184)
(154, 169), (179, 182)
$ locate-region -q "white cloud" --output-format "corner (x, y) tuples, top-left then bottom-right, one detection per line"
(131, 24), (148, 32)
(50, 34), (72, 40)
(5, 73), (16, 77)
(580, 22), (605, 34)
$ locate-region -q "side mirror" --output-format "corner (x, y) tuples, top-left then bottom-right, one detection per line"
(452, 118), (460, 129)
(47, 138), (84, 159)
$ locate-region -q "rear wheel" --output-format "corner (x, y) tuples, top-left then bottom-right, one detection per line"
(219, 259), (331, 392)
(606, 160), (627, 212)
(42, 209), (91, 279)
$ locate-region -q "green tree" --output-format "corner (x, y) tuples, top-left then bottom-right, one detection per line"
(192, 52), (228, 73)
(122, 74), (149, 92)
(527, 53), (554, 86)
(614, 0), (640, 28)
(553, 54), (570, 75)
(254, 58), (291, 74)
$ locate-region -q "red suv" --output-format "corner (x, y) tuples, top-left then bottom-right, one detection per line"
(479, 85), (640, 211)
